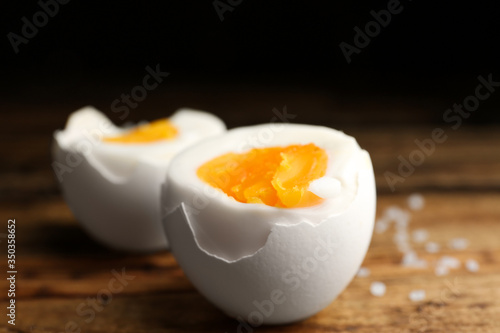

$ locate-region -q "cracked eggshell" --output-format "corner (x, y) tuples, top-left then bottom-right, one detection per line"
(52, 106), (226, 252)
(162, 124), (376, 324)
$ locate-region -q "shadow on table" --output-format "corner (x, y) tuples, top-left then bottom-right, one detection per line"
(120, 292), (302, 333)
(29, 222), (119, 257)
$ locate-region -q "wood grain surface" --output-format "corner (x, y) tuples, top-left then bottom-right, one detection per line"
(1, 103), (500, 333)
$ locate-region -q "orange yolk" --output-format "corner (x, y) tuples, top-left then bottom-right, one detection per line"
(103, 119), (178, 143)
(197, 143), (328, 208)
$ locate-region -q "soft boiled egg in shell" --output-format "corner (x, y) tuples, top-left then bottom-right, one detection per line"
(162, 123), (376, 324)
(52, 106), (226, 251)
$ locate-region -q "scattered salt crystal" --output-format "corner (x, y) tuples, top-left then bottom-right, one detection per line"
(385, 206), (410, 222)
(402, 251), (418, 264)
(308, 177), (341, 199)
(375, 219), (389, 234)
(409, 289), (426, 302)
(395, 216), (410, 230)
(465, 259), (479, 272)
(425, 242), (440, 253)
(394, 231), (412, 253)
(357, 267), (371, 277)
(370, 281), (386, 297)
(434, 256), (460, 276)
(412, 229), (429, 243)
(408, 193), (425, 211)
(393, 232), (409, 243)
(449, 238), (469, 251)
(435, 265), (449, 276)
(438, 256), (461, 269)
(402, 251), (428, 268)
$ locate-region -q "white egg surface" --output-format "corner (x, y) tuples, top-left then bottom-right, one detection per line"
(162, 123), (376, 324)
(52, 106), (226, 251)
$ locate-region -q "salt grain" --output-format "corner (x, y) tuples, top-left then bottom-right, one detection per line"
(395, 216), (410, 230)
(385, 206), (410, 222)
(434, 256), (461, 276)
(393, 232), (409, 243)
(357, 267), (371, 278)
(408, 193), (425, 211)
(409, 289), (426, 302)
(435, 265), (449, 276)
(402, 251), (428, 268)
(394, 231), (411, 253)
(465, 259), (479, 273)
(425, 242), (440, 253)
(449, 238), (469, 251)
(438, 255), (461, 269)
(308, 177), (341, 199)
(412, 229), (429, 243)
(375, 219), (389, 234)
(402, 251), (418, 265)
(370, 281), (386, 297)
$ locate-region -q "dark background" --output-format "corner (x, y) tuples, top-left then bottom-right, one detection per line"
(1, 0), (500, 127)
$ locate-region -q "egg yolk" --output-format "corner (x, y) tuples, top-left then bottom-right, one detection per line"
(103, 118), (178, 143)
(197, 143), (328, 208)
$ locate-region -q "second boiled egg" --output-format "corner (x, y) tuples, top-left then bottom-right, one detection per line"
(52, 106), (226, 251)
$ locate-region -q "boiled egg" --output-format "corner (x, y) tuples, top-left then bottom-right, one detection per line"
(52, 106), (226, 251)
(162, 123), (376, 324)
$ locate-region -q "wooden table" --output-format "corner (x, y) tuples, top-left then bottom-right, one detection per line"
(1, 101), (500, 333)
